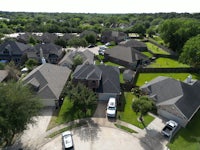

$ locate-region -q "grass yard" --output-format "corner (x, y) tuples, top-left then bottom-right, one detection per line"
(142, 51), (153, 58)
(136, 73), (200, 86)
(118, 92), (154, 129)
(120, 73), (125, 83)
(47, 96), (96, 130)
(168, 110), (200, 150)
(146, 42), (169, 55)
(152, 36), (165, 45)
(148, 58), (190, 68)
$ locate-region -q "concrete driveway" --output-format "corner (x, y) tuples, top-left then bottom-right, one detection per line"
(10, 107), (54, 149)
(93, 101), (107, 118)
(40, 126), (150, 150)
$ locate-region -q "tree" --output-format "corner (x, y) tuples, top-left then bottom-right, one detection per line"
(0, 81), (42, 146)
(65, 82), (97, 116)
(132, 96), (154, 124)
(179, 34), (200, 67)
(68, 37), (88, 48)
(5, 61), (21, 81)
(159, 18), (200, 53)
(73, 54), (83, 69)
(25, 58), (39, 70)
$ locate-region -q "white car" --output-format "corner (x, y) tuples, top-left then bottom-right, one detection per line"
(62, 131), (73, 149)
(106, 97), (117, 118)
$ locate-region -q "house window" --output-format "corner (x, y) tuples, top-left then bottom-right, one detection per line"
(3, 49), (9, 54)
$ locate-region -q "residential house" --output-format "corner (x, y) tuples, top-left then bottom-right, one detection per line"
(35, 32), (58, 44)
(58, 50), (94, 69)
(140, 76), (200, 127)
(0, 40), (31, 64)
(73, 64), (121, 101)
(25, 43), (64, 64)
(16, 32), (32, 44)
(101, 30), (127, 44)
(119, 39), (148, 52)
(22, 63), (71, 107)
(104, 46), (148, 69)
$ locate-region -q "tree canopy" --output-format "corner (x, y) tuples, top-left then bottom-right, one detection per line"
(63, 82), (97, 116)
(159, 18), (200, 53)
(179, 34), (200, 67)
(132, 96), (154, 122)
(0, 81), (42, 146)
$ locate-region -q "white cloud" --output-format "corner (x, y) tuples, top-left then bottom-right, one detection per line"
(0, 0), (199, 13)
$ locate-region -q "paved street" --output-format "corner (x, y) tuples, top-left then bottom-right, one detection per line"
(40, 126), (150, 150)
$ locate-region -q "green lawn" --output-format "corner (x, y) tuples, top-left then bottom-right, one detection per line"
(148, 58), (190, 68)
(146, 42), (169, 55)
(152, 36), (165, 45)
(136, 73), (200, 86)
(142, 51), (153, 58)
(168, 110), (200, 150)
(56, 97), (96, 124)
(118, 92), (154, 129)
(120, 73), (125, 83)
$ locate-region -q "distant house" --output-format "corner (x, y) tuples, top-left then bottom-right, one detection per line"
(0, 40), (31, 64)
(104, 46), (148, 69)
(35, 32), (58, 44)
(0, 70), (8, 82)
(25, 43), (64, 64)
(119, 39), (148, 52)
(61, 33), (75, 41)
(58, 50), (94, 69)
(16, 32), (33, 44)
(73, 64), (121, 101)
(141, 76), (200, 127)
(101, 30), (127, 44)
(22, 63), (71, 107)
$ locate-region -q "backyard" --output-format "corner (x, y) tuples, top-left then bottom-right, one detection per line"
(148, 58), (190, 68)
(136, 73), (200, 86)
(168, 110), (200, 150)
(146, 42), (169, 55)
(118, 92), (154, 129)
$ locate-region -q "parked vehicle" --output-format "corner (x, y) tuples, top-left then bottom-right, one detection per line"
(62, 131), (73, 149)
(161, 120), (178, 137)
(106, 97), (117, 118)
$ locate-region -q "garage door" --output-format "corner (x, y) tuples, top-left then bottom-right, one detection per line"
(41, 99), (56, 107)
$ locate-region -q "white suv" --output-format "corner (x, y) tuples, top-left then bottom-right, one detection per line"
(106, 97), (117, 118)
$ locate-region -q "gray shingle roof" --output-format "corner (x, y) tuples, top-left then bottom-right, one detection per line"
(23, 63), (71, 100)
(0, 40), (31, 55)
(119, 39), (147, 51)
(98, 65), (120, 94)
(73, 64), (120, 94)
(105, 46), (147, 63)
(73, 64), (102, 80)
(141, 76), (200, 120)
(59, 50), (94, 67)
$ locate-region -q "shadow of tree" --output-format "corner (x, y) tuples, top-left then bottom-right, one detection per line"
(139, 128), (168, 150)
(73, 118), (100, 142)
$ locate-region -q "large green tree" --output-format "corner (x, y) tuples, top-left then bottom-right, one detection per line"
(159, 18), (200, 53)
(132, 96), (154, 123)
(179, 34), (200, 67)
(0, 81), (42, 146)
(64, 82), (97, 116)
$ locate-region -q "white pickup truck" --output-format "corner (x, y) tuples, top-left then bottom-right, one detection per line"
(161, 120), (178, 137)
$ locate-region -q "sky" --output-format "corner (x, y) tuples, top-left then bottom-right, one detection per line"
(0, 0), (199, 14)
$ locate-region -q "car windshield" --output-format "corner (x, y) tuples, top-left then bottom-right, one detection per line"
(108, 106), (116, 110)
